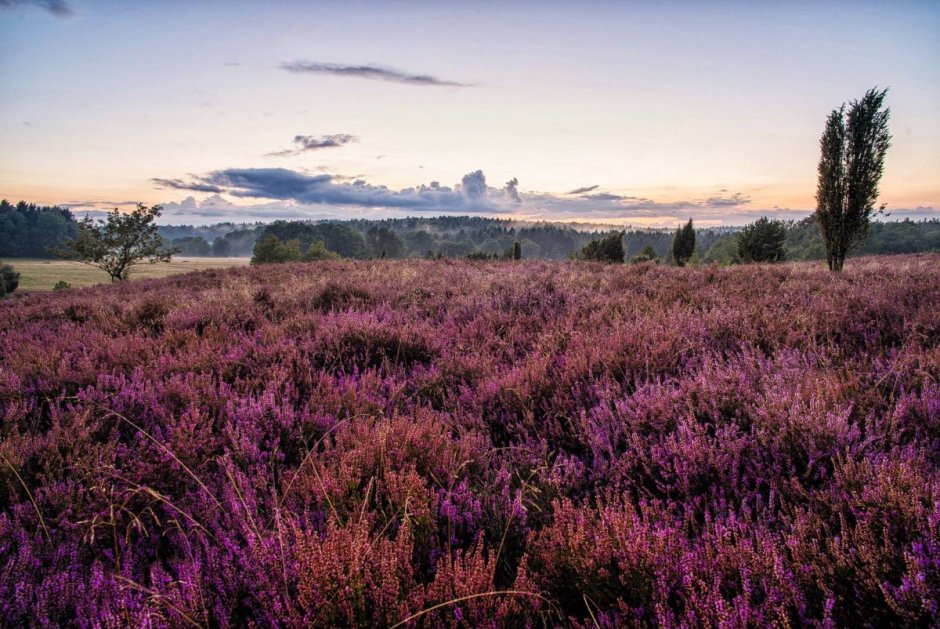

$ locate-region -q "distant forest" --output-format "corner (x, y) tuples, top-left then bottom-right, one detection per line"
(2, 199), (938, 262)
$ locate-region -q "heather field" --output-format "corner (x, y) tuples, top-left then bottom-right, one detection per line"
(1, 256), (938, 627)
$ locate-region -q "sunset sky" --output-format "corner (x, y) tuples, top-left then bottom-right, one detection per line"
(1, 0), (938, 226)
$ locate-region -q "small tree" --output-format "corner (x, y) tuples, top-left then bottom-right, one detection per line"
(513, 241), (522, 261)
(0, 261), (20, 297)
(56, 204), (177, 282)
(737, 217), (786, 263)
(579, 231), (624, 263)
(815, 88), (891, 271)
(671, 219), (695, 266)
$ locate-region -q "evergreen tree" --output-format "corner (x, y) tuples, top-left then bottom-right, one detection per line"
(578, 232), (625, 263)
(671, 219), (696, 266)
(815, 88), (891, 271)
(737, 217), (786, 263)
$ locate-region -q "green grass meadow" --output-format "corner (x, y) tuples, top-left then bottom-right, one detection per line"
(4, 257), (251, 291)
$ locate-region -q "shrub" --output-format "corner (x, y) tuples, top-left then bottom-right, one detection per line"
(251, 234), (301, 264)
(630, 244), (660, 264)
(52, 280), (71, 291)
(738, 217), (787, 263)
(0, 261), (19, 296)
(578, 231), (624, 263)
(303, 240), (342, 261)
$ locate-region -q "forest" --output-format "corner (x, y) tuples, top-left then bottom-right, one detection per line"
(2, 200), (937, 263)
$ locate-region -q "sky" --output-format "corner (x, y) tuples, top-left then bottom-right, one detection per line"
(1, 0), (938, 227)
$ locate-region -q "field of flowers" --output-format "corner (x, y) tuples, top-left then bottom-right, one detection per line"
(1, 255), (938, 627)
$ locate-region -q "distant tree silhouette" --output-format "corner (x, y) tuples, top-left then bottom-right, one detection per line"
(367, 226), (404, 259)
(211, 238), (233, 257)
(55, 204), (177, 282)
(671, 219), (696, 266)
(737, 217), (786, 263)
(815, 88), (891, 271)
(513, 241), (522, 260)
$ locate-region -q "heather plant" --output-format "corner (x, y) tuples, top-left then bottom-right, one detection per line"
(0, 254), (938, 626)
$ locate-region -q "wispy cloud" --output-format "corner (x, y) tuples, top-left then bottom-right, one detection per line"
(266, 134), (358, 157)
(280, 61), (471, 87)
(152, 178), (224, 194)
(566, 185), (599, 195)
(0, 0), (72, 16)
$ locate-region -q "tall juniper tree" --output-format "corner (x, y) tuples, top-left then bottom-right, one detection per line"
(671, 218), (696, 267)
(815, 88), (891, 271)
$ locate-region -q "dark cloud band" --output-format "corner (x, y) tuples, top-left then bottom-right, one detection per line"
(0, 0), (72, 16)
(152, 168), (511, 214)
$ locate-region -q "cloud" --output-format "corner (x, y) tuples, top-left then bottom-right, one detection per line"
(504, 178), (522, 203)
(699, 192), (751, 207)
(152, 178), (225, 194)
(460, 170), (487, 200)
(581, 192), (625, 202)
(153, 165), (834, 227)
(152, 168), (513, 214)
(267, 134), (358, 157)
(280, 61), (470, 87)
(882, 205), (939, 219)
(0, 0), (72, 16)
(566, 185), (599, 195)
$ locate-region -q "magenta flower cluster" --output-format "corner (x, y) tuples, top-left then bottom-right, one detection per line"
(1, 256), (938, 627)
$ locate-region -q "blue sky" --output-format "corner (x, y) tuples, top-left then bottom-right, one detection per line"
(1, 0), (938, 226)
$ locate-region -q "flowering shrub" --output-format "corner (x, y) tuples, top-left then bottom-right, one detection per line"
(1, 255), (938, 626)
